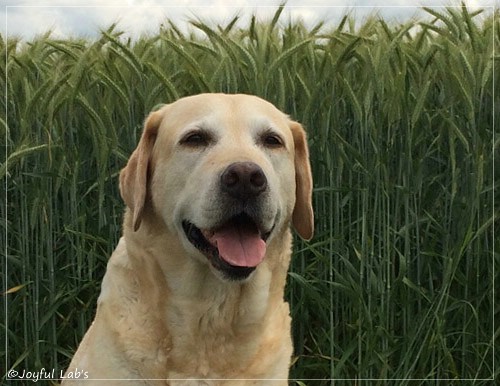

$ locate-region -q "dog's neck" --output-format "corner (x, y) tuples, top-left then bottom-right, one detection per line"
(120, 208), (291, 326)
(95, 208), (293, 377)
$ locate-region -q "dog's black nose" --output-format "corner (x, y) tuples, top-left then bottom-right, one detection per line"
(221, 162), (267, 199)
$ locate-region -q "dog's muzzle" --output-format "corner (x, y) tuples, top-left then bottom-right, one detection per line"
(183, 162), (273, 281)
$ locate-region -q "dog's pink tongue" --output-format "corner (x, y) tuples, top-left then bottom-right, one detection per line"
(210, 226), (266, 267)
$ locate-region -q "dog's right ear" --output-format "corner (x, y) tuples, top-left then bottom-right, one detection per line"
(119, 109), (163, 231)
(290, 121), (314, 240)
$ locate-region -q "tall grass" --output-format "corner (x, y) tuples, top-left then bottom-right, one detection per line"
(2, 6), (498, 384)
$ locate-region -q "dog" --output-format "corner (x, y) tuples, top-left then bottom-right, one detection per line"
(62, 93), (313, 385)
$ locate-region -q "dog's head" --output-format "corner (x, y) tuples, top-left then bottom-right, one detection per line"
(119, 94), (313, 281)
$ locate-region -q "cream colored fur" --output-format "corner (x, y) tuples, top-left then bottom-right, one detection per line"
(62, 94), (313, 385)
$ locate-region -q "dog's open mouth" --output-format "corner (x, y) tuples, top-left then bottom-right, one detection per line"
(182, 213), (271, 280)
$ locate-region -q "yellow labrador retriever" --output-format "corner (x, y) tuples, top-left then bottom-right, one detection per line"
(62, 93), (313, 385)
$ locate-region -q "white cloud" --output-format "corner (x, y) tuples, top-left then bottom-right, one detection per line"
(2, 0), (496, 40)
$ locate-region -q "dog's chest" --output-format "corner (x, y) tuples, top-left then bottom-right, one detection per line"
(161, 288), (267, 375)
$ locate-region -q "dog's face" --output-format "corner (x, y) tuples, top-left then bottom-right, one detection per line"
(119, 94), (313, 281)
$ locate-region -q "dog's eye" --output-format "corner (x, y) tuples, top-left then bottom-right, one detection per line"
(262, 133), (284, 148)
(180, 130), (212, 147)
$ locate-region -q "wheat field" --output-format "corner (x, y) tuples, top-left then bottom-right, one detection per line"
(2, 5), (498, 385)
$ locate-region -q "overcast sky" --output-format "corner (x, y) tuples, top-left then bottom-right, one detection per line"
(2, 0), (496, 41)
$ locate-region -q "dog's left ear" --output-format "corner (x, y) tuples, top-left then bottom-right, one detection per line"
(119, 109), (163, 231)
(290, 121), (314, 240)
